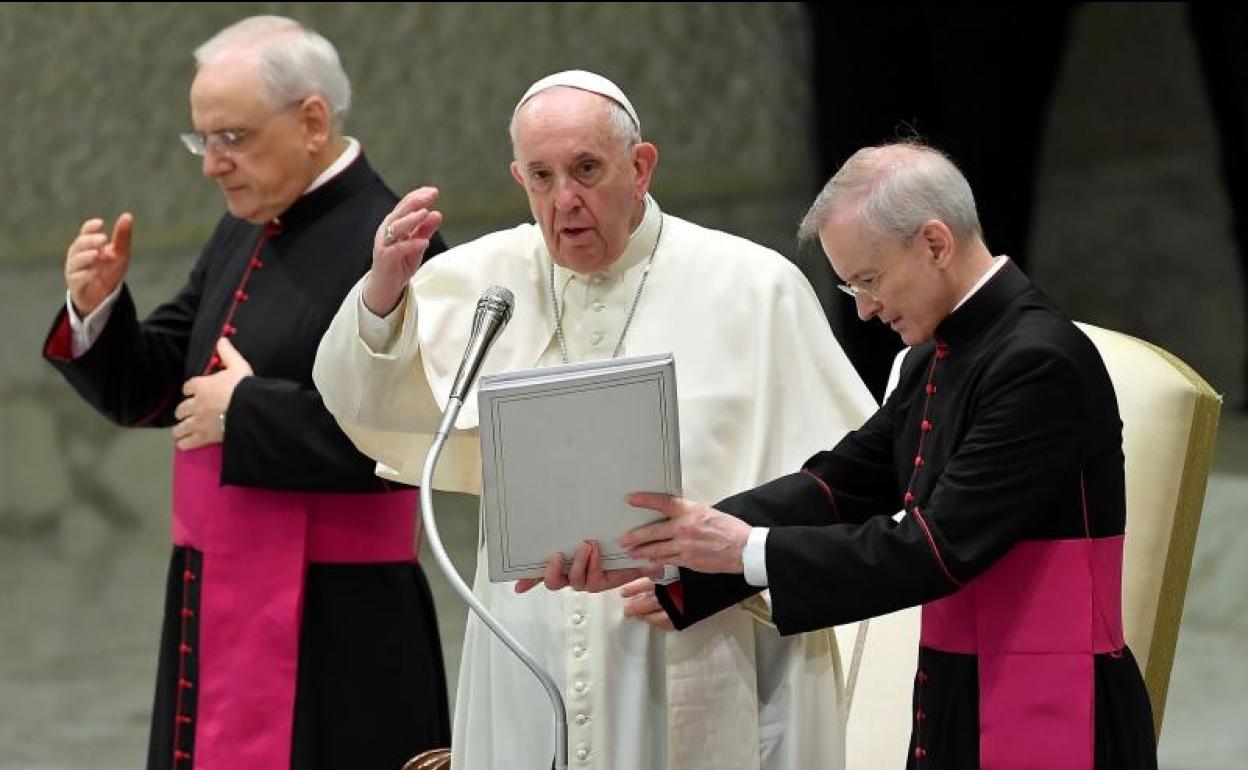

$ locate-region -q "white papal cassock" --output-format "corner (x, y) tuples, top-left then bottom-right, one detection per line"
(313, 196), (875, 770)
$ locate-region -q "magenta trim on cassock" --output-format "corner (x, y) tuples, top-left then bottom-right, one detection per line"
(172, 445), (417, 770)
(920, 537), (1125, 770)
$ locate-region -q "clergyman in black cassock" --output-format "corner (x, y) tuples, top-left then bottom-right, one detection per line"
(42, 16), (449, 770)
(612, 144), (1159, 770)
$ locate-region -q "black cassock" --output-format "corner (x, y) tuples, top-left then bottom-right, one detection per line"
(44, 155), (451, 770)
(657, 261), (1157, 770)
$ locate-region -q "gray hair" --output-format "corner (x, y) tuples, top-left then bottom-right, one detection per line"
(193, 16), (351, 133)
(508, 90), (641, 158)
(798, 143), (981, 246)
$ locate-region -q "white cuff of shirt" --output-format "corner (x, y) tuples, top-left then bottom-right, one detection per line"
(655, 565), (680, 585)
(66, 284), (123, 358)
(357, 290), (406, 354)
(742, 527), (770, 587)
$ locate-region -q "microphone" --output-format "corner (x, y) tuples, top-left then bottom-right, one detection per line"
(448, 285), (514, 403)
(417, 282), (570, 768)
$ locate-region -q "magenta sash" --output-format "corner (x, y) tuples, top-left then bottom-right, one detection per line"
(919, 537), (1125, 770)
(171, 445), (417, 770)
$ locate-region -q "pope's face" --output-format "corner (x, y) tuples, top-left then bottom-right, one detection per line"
(190, 58), (318, 224)
(510, 88), (657, 274)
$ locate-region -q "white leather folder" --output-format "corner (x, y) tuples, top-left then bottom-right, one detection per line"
(477, 353), (682, 582)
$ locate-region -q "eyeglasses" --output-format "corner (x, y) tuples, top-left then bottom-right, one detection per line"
(837, 270), (885, 302)
(179, 98), (307, 157)
(835, 229), (917, 302)
(180, 128), (250, 157)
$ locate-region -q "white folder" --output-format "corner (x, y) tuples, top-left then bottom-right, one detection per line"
(477, 353), (682, 582)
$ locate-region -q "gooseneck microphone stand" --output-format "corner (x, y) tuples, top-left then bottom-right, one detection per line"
(418, 288), (568, 770)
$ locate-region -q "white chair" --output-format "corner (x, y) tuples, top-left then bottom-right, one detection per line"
(838, 322), (1222, 768)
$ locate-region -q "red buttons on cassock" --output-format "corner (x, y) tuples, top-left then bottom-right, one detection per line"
(178, 678), (194, 690)
(174, 750), (192, 761)
(925, 383), (937, 395)
(208, 355), (221, 369)
(914, 746), (927, 759)
(904, 491), (914, 505)
(914, 455), (924, 468)
(222, 324), (236, 336)
(915, 710), (926, 722)
(183, 570), (196, 583)
(921, 420), (932, 432)
(180, 608), (195, 618)
(179, 643), (193, 655)
(916, 669), (928, 684)
(176, 715), (193, 725)
(250, 257), (264, 269)
(234, 290), (249, 301)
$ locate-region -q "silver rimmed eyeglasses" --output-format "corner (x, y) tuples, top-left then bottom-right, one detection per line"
(180, 128), (249, 157)
(179, 97), (307, 157)
(837, 272), (884, 302)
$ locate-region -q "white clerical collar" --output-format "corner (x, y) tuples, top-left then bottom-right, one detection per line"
(953, 255), (1009, 312)
(304, 137), (360, 195)
(552, 194), (661, 282)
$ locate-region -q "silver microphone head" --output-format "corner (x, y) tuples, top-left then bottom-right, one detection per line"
(480, 285), (515, 322)
(469, 285), (514, 339)
(450, 285), (516, 403)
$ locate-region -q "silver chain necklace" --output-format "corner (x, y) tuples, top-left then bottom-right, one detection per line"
(549, 214), (664, 364)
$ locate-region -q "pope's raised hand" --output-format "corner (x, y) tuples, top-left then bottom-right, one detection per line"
(363, 187), (443, 317)
(66, 213), (133, 316)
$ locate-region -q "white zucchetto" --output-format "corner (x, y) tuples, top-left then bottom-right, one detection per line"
(513, 69), (640, 131)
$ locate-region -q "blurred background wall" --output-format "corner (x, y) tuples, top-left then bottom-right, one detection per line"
(0, 3), (1243, 769)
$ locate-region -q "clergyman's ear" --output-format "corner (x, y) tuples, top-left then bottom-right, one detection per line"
(919, 219), (955, 266)
(300, 95), (333, 153)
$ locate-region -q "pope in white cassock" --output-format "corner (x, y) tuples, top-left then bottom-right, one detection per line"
(313, 71), (875, 770)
